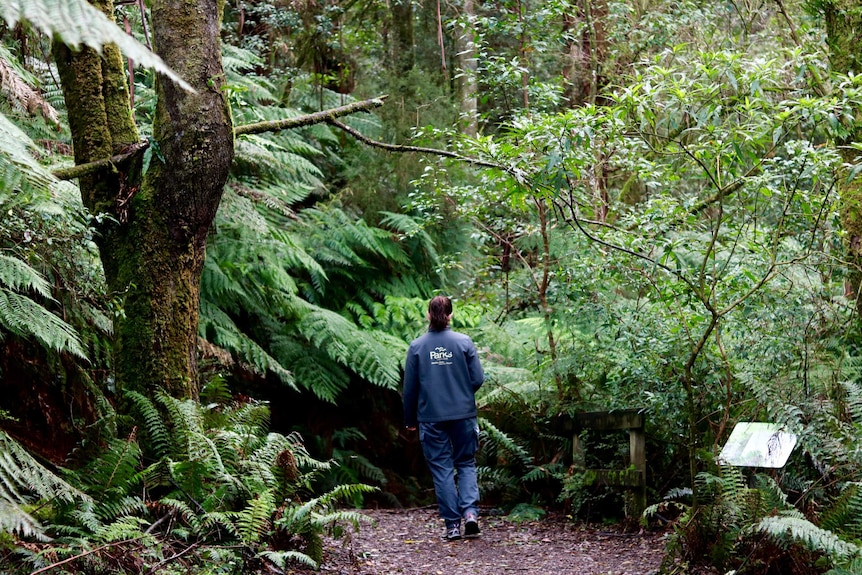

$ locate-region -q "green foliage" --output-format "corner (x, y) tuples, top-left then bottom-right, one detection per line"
(3, 388), (375, 574)
(0, 253), (85, 357)
(273, 483), (376, 564)
(0, 431), (87, 540)
(0, 0), (189, 88)
(505, 502), (547, 523)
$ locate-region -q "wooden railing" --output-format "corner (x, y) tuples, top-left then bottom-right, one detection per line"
(560, 409), (646, 518)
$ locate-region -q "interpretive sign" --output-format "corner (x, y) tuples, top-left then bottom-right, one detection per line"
(717, 422), (797, 468)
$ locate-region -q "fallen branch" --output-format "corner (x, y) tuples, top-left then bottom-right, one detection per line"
(29, 537), (144, 575)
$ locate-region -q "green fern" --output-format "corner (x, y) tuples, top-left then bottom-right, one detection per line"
(273, 483), (376, 564)
(757, 513), (861, 563)
(124, 391), (171, 458)
(258, 549), (319, 571)
(236, 488), (275, 544)
(0, 430), (88, 539)
(478, 417), (533, 468)
(0, 0), (190, 89)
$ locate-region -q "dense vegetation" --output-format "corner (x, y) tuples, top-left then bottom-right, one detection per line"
(2, 0), (862, 573)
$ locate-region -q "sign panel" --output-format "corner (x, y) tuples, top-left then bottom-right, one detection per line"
(717, 422), (797, 468)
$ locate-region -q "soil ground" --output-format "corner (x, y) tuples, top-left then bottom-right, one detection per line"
(290, 507), (670, 575)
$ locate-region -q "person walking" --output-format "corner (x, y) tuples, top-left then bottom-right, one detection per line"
(403, 296), (485, 541)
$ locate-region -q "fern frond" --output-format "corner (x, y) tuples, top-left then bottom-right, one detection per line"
(757, 513), (861, 562)
(199, 509), (239, 538)
(820, 482), (862, 542)
(258, 549), (318, 570)
(236, 488), (275, 544)
(124, 391), (171, 457)
(297, 305), (401, 388)
(200, 302), (296, 388)
(0, 431), (88, 539)
(0, 287), (86, 357)
(0, 500), (45, 540)
(0, 112), (56, 192)
(157, 497), (203, 534)
(0, 0), (191, 89)
(91, 495), (146, 523)
(478, 417), (533, 468)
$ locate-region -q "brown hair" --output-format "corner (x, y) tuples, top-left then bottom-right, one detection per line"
(428, 296), (453, 331)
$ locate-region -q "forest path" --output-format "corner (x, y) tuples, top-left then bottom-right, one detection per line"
(294, 507), (669, 575)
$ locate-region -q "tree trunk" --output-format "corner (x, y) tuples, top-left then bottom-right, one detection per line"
(825, 0), (862, 320)
(391, 0), (415, 76)
(517, 0), (530, 110)
(54, 0), (234, 401)
(561, 0), (608, 107)
(455, 0), (478, 137)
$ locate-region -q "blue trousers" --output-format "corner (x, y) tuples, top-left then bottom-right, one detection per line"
(419, 418), (480, 528)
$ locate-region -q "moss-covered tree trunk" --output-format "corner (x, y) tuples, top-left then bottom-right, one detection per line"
(54, 0), (233, 400)
(825, 0), (862, 319)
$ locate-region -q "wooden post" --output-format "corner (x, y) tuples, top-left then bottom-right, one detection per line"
(568, 409), (647, 520)
(629, 426), (646, 517)
(572, 433), (585, 468)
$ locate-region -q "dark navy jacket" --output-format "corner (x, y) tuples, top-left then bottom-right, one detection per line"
(402, 327), (485, 428)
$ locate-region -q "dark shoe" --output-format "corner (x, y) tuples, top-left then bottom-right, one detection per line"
(464, 512), (480, 538)
(443, 525), (461, 541)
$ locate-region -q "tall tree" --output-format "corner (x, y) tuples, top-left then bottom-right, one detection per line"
(53, 0), (234, 400)
(38, 0), (383, 402)
(455, 0), (479, 136)
(824, 0), (862, 319)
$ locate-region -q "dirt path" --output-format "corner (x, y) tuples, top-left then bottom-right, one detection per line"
(296, 507), (668, 575)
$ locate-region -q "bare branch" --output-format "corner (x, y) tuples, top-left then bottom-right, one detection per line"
(52, 141), (148, 180)
(30, 538), (144, 575)
(327, 119), (507, 171)
(53, 97), (390, 181)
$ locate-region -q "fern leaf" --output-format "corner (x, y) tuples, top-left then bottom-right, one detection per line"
(124, 391), (171, 458)
(0, 0), (191, 90)
(757, 513), (861, 562)
(0, 430), (88, 539)
(258, 549), (318, 570)
(237, 488), (275, 544)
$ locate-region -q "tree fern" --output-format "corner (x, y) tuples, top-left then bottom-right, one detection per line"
(296, 304), (402, 389)
(0, 112), (56, 193)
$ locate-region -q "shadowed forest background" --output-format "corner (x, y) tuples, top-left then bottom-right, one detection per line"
(2, 0), (862, 573)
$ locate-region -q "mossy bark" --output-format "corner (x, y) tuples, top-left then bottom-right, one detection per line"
(825, 0), (862, 318)
(54, 0), (233, 401)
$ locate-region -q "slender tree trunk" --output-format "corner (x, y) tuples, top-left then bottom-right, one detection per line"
(517, 0), (529, 110)
(54, 0), (234, 401)
(455, 0), (478, 137)
(391, 0), (415, 76)
(561, 0), (607, 107)
(825, 0), (862, 321)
